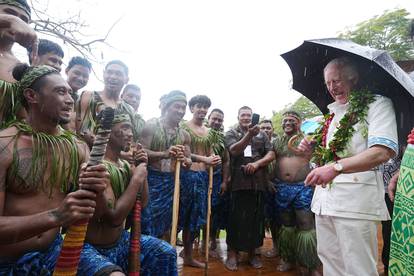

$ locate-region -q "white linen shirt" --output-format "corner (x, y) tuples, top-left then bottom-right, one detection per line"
(311, 95), (398, 221)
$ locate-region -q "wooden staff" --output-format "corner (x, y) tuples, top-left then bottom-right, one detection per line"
(170, 161), (181, 246)
(54, 107), (114, 276)
(128, 144), (145, 276)
(128, 192), (142, 276)
(205, 165), (214, 272)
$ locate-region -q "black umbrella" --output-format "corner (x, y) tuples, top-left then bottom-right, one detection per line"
(281, 38), (414, 145)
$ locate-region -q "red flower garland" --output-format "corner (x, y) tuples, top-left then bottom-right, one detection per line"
(320, 113), (340, 161)
(321, 113), (335, 147)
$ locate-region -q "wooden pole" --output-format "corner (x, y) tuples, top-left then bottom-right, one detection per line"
(205, 166), (214, 273)
(170, 161), (181, 246)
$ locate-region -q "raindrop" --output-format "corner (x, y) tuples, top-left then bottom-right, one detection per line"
(304, 67), (307, 77)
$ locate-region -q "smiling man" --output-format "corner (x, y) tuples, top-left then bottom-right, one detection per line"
(121, 84), (145, 137)
(224, 106), (275, 271)
(271, 111), (321, 275)
(180, 95), (221, 268)
(206, 108), (230, 256)
(298, 57), (398, 276)
(66, 56), (92, 98)
(28, 39), (64, 72)
(0, 64), (110, 275)
(139, 90), (192, 250)
(77, 60), (138, 147)
(62, 56), (91, 132)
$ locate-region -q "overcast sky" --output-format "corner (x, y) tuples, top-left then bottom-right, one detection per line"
(22, 0), (414, 128)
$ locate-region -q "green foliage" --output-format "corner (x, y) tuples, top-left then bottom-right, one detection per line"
(339, 8), (414, 61)
(271, 96), (322, 136)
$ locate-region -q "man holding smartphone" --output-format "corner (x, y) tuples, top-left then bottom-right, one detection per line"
(224, 106), (275, 271)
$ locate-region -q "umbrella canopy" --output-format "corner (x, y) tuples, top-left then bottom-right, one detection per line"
(281, 38), (414, 145)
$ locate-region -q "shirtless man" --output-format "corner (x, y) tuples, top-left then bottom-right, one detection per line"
(121, 84), (145, 137)
(181, 95), (221, 267)
(0, 0), (37, 82)
(205, 108), (230, 255)
(272, 111), (320, 275)
(0, 64), (114, 275)
(77, 60), (137, 147)
(28, 39), (64, 72)
(1, 38), (64, 129)
(0, 0), (37, 127)
(63, 56), (92, 132)
(259, 119), (279, 258)
(139, 90), (191, 239)
(83, 110), (177, 275)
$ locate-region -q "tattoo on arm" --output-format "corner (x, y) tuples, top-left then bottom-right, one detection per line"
(48, 209), (62, 224)
(0, 173), (6, 192)
(0, 140), (13, 192)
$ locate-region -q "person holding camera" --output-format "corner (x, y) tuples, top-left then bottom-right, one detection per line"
(224, 106), (275, 271)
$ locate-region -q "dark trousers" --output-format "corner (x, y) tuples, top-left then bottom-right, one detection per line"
(381, 193), (394, 274)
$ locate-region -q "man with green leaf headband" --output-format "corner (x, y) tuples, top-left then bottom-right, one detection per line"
(82, 108), (178, 275)
(0, 64), (114, 275)
(270, 110), (321, 275)
(140, 90), (191, 243)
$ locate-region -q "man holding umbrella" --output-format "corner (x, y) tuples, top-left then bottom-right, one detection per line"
(298, 57), (398, 275)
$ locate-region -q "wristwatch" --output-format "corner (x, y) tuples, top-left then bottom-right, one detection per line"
(333, 161), (344, 173)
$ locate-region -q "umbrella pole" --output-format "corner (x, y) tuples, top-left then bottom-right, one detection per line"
(170, 161), (181, 247)
(204, 166), (213, 273)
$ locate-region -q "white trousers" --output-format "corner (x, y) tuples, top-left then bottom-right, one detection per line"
(315, 215), (379, 276)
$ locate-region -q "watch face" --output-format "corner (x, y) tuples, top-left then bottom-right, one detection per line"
(334, 162), (343, 172)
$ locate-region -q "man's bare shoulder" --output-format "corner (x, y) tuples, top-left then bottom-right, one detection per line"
(141, 118), (159, 134)
(79, 90), (95, 104)
(74, 137), (89, 155)
(180, 128), (191, 143)
(0, 126), (18, 165)
(144, 118), (159, 127)
(0, 125), (18, 137)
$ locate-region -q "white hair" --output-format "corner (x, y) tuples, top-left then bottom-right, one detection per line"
(324, 57), (359, 83)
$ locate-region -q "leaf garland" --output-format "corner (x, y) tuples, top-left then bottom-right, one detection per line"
(150, 118), (182, 151)
(210, 129), (225, 157)
(103, 159), (131, 199)
(312, 90), (375, 166)
(181, 123), (221, 154)
(0, 81), (20, 130)
(8, 122), (81, 197)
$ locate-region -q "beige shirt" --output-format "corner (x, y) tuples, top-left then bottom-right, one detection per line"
(311, 95), (398, 221)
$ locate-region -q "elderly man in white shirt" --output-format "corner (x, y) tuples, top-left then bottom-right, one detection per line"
(298, 57), (398, 276)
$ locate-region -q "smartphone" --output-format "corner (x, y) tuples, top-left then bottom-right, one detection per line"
(251, 113), (260, 126)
